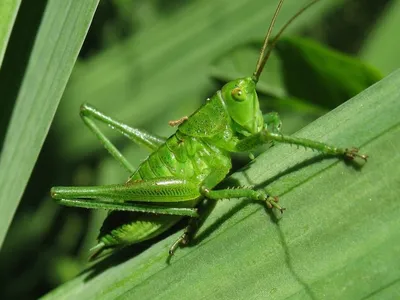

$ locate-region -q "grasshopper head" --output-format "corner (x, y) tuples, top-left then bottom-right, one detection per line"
(221, 77), (264, 135)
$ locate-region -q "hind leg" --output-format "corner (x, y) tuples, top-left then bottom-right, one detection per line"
(80, 103), (167, 173)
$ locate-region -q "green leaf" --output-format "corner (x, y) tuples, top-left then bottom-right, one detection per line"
(43, 70), (400, 299)
(0, 0), (21, 67)
(275, 36), (382, 108)
(0, 0), (100, 248)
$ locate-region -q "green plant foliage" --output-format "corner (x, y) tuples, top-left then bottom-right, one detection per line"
(0, 0), (100, 247)
(0, 0), (21, 66)
(275, 36), (382, 108)
(361, 0), (400, 75)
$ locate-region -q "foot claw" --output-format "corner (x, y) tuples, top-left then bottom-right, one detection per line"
(266, 196), (285, 213)
(345, 147), (368, 162)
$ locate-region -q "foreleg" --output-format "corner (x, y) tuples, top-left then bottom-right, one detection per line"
(237, 128), (367, 161)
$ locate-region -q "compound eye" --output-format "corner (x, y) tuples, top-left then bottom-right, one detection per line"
(231, 87), (245, 102)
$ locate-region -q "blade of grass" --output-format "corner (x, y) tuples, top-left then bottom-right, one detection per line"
(42, 68), (400, 299)
(0, 0), (100, 248)
(0, 0), (21, 68)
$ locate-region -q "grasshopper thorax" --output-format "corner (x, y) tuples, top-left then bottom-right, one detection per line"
(221, 77), (264, 136)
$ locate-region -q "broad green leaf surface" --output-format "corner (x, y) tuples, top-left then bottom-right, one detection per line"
(0, 0), (21, 68)
(0, 0), (99, 248)
(55, 0), (344, 159)
(43, 68), (400, 299)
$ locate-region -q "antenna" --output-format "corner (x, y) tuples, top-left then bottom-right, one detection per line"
(252, 0), (320, 83)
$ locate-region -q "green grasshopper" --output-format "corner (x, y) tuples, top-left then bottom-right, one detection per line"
(51, 0), (367, 260)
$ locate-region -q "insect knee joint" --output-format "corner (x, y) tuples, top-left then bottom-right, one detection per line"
(80, 103), (94, 116)
(199, 186), (211, 197)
